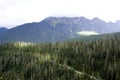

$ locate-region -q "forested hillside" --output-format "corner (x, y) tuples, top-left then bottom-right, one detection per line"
(0, 35), (120, 80)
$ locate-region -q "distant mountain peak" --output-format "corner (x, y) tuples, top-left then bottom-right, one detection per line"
(115, 20), (120, 23)
(0, 16), (120, 43)
(0, 27), (7, 29)
(0, 27), (8, 34)
(92, 17), (106, 22)
(44, 16), (87, 20)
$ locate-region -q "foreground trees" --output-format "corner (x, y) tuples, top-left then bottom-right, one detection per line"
(0, 37), (120, 80)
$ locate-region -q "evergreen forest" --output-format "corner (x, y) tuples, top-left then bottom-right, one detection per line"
(0, 36), (120, 80)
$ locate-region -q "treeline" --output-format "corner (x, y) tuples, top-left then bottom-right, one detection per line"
(0, 37), (120, 80)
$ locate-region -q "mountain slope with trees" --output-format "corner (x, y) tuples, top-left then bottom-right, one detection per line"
(0, 33), (120, 80)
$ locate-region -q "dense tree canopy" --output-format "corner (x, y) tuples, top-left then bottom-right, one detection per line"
(0, 36), (120, 80)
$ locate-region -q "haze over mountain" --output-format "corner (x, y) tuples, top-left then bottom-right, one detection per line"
(0, 17), (120, 43)
(1, 0), (120, 28)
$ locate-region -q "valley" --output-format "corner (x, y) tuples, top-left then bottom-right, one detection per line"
(0, 17), (120, 80)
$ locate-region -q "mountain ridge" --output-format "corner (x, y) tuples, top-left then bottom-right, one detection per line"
(0, 27), (8, 34)
(0, 17), (120, 43)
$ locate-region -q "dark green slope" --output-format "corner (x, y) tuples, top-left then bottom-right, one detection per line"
(71, 32), (120, 42)
(0, 35), (120, 80)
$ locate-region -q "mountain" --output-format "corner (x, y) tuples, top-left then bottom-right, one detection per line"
(0, 17), (120, 43)
(0, 21), (74, 43)
(0, 27), (8, 34)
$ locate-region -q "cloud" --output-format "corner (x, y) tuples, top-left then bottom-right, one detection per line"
(0, 0), (120, 28)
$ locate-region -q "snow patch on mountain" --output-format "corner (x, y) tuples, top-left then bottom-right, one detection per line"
(77, 31), (99, 36)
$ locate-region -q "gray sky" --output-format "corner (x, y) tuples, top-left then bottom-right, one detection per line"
(0, 0), (120, 28)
